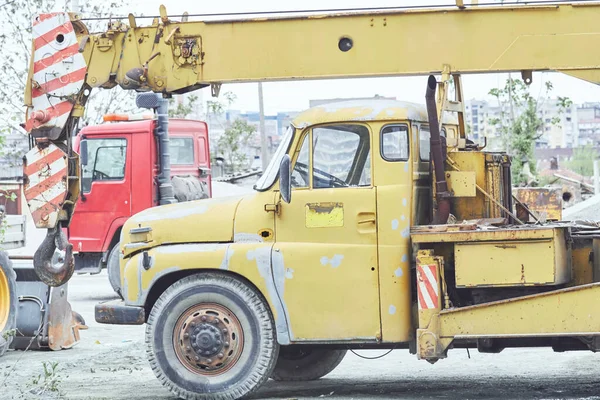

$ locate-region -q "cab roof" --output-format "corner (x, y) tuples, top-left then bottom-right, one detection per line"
(291, 99), (458, 129)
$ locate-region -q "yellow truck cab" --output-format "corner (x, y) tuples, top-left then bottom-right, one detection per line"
(96, 99), (458, 396)
(95, 98), (596, 400)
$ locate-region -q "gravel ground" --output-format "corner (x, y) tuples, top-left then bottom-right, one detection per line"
(2, 272), (600, 400)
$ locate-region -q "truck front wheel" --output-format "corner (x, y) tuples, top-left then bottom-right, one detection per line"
(0, 252), (17, 357)
(146, 272), (278, 400)
(271, 346), (347, 381)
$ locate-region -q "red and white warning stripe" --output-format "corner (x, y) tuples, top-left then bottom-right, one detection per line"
(417, 264), (439, 310)
(25, 13), (87, 133)
(23, 143), (68, 229)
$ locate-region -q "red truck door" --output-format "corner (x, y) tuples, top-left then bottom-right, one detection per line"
(70, 136), (131, 254)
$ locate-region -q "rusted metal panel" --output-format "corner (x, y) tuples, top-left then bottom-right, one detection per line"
(513, 187), (562, 221)
(47, 284), (87, 350)
(95, 300), (145, 325)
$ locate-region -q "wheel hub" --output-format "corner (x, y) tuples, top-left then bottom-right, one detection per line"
(190, 323), (223, 357)
(173, 303), (243, 376)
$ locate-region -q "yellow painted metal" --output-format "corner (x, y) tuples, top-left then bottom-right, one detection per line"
(0, 264), (9, 331)
(233, 191), (277, 242)
(61, 3), (600, 99)
(439, 282), (600, 337)
(570, 239), (593, 287)
(292, 101), (457, 129)
(269, 122), (381, 341)
(485, 155), (504, 219)
(121, 196), (242, 257)
(372, 121), (413, 342)
(415, 280), (600, 361)
(305, 203), (344, 228)
(447, 152), (487, 220)
(454, 229), (571, 287)
(445, 171), (476, 197)
(412, 224), (559, 244)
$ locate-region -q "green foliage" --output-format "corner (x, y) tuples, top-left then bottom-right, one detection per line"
(488, 77), (571, 185)
(207, 92), (237, 119)
(565, 146), (598, 177)
(217, 119), (257, 172)
(30, 361), (62, 395)
(168, 95), (199, 118)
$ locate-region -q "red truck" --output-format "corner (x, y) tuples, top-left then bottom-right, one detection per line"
(70, 114), (211, 294)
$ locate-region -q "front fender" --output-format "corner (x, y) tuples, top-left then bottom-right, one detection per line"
(121, 242), (291, 344)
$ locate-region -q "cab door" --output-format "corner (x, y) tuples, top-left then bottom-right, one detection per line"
(274, 123), (380, 342)
(70, 136), (131, 253)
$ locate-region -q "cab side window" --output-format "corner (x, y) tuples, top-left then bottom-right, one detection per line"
(312, 125), (371, 188)
(169, 137), (195, 165)
(381, 124), (409, 161)
(81, 138), (127, 193)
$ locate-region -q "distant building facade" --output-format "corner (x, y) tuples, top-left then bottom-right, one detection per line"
(464, 98), (578, 151)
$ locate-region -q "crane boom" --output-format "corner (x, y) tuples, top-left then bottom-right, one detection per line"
(22, 2), (600, 285)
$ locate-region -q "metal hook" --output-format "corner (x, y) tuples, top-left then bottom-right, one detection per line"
(33, 228), (74, 287)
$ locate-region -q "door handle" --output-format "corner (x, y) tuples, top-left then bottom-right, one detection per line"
(358, 218), (376, 224)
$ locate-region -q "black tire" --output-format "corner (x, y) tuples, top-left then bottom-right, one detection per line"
(146, 272), (278, 400)
(106, 243), (122, 298)
(0, 251), (17, 357)
(271, 346), (347, 381)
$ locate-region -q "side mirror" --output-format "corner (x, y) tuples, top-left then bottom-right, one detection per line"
(279, 155), (292, 204)
(80, 140), (88, 166)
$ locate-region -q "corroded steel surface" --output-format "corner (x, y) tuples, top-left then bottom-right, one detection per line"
(173, 303), (244, 376)
(513, 187), (562, 221)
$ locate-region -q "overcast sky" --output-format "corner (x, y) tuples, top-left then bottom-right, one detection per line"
(105, 0), (600, 113)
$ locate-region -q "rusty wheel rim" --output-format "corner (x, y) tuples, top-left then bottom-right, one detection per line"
(173, 303), (244, 376)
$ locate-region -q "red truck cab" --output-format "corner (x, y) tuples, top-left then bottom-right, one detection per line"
(70, 118), (211, 275)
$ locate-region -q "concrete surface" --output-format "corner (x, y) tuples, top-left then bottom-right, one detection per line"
(2, 271), (600, 399)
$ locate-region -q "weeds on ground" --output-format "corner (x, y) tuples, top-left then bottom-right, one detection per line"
(29, 361), (62, 395)
(3, 361), (63, 399)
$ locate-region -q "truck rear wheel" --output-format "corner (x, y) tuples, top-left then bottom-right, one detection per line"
(0, 252), (17, 357)
(107, 243), (122, 299)
(271, 346), (347, 381)
(146, 272), (278, 400)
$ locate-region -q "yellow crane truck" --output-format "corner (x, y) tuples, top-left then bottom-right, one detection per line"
(21, 2), (600, 399)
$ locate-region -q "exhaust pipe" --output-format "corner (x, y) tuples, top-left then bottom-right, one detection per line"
(136, 93), (176, 205)
(425, 75), (451, 224)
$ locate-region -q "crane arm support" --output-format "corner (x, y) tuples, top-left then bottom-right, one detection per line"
(24, 3), (600, 140)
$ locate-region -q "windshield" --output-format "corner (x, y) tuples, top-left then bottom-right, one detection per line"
(254, 127), (294, 191)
